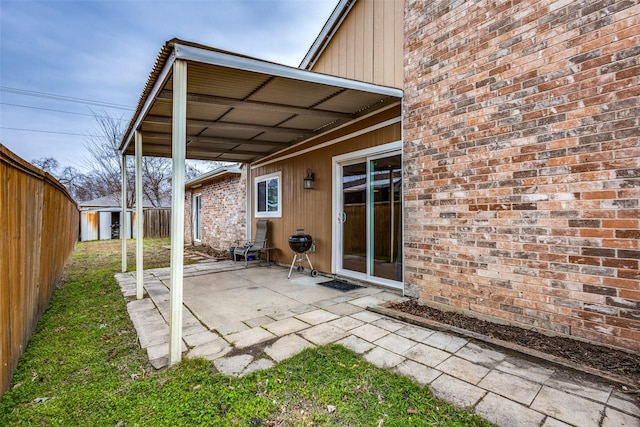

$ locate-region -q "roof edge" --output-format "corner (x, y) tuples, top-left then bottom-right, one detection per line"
(185, 164), (242, 188)
(299, 0), (356, 70)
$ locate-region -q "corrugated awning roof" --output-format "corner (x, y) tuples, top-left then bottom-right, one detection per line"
(119, 39), (402, 163)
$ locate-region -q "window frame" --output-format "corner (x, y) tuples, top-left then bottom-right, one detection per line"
(192, 193), (202, 242)
(254, 171), (282, 218)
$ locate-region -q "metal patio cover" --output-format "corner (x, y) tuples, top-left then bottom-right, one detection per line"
(119, 39), (403, 162)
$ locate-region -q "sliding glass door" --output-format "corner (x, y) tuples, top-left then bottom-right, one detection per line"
(334, 145), (402, 288)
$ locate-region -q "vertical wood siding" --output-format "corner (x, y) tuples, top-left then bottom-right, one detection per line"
(0, 145), (79, 396)
(250, 108), (401, 273)
(310, 0), (404, 89)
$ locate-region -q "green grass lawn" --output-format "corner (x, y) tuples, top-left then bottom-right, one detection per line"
(0, 239), (494, 426)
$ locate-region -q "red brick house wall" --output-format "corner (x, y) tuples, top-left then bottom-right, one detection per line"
(185, 168), (246, 251)
(403, 0), (640, 352)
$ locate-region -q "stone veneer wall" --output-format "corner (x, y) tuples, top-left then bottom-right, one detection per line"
(185, 168), (246, 251)
(403, 0), (640, 351)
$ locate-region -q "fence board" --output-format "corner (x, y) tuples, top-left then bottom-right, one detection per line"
(0, 144), (78, 396)
(144, 208), (170, 238)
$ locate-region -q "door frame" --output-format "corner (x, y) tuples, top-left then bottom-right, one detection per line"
(331, 141), (403, 289)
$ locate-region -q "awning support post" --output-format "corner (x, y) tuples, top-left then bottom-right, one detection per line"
(121, 153), (127, 273)
(135, 130), (144, 300)
(169, 59), (187, 365)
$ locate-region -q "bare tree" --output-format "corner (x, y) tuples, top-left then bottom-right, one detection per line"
(83, 111), (220, 207)
(31, 157), (86, 199)
(31, 157), (60, 174)
(33, 112), (222, 204)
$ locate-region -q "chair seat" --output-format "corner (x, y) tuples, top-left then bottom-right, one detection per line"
(233, 220), (269, 267)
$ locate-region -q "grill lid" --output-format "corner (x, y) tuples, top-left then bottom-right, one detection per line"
(288, 231), (313, 253)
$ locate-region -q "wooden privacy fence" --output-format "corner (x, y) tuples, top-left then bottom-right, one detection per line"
(0, 145), (79, 396)
(144, 208), (171, 238)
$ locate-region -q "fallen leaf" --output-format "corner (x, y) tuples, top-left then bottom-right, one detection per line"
(327, 405), (336, 413)
(406, 408), (418, 414)
(377, 391), (385, 403)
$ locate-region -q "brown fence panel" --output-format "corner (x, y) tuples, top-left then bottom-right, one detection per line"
(144, 208), (171, 238)
(0, 144), (79, 397)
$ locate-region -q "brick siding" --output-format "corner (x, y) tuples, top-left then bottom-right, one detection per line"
(403, 0), (640, 351)
(184, 168), (246, 251)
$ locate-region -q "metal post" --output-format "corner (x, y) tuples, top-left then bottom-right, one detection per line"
(169, 59), (187, 365)
(121, 153), (128, 273)
(389, 166), (394, 264)
(135, 130), (144, 300)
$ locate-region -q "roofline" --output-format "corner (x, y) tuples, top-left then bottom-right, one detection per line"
(120, 36), (402, 156)
(299, 0), (356, 70)
(173, 42), (400, 95)
(185, 164), (242, 188)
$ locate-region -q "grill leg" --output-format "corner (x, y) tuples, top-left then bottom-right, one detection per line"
(305, 254), (314, 271)
(288, 253), (298, 279)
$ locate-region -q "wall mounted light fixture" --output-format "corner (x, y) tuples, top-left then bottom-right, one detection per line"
(303, 169), (315, 189)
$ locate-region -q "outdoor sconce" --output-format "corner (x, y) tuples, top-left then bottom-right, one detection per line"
(303, 169), (315, 189)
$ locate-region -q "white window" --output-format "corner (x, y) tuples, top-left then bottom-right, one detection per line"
(193, 193), (202, 241)
(255, 172), (281, 218)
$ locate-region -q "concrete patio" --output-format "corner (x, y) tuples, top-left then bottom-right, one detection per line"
(115, 260), (640, 427)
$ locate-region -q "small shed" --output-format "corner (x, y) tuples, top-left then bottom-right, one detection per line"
(78, 194), (170, 241)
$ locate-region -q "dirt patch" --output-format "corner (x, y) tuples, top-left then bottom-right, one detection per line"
(387, 299), (640, 392)
(186, 244), (231, 260)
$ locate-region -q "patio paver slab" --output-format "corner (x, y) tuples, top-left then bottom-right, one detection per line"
(374, 333), (416, 355)
(531, 386), (605, 427)
(455, 342), (506, 369)
(350, 323), (390, 342)
(394, 359), (441, 386)
(336, 335), (375, 354)
(187, 337), (232, 361)
(299, 323), (348, 346)
(263, 317), (310, 336)
(225, 327), (276, 348)
(436, 356), (490, 385)
(214, 355), (254, 376)
(295, 309), (340, 325)
(423, 331), (468, 353)
(363, 346), (405, 369)
(477, 369), (542, 406)
(430, 374), (486, 409)
(475, 392), (546, 427)
(265, 334), (315, 362)
(602, 407), (640, 427)
(404, 343), (451, 367)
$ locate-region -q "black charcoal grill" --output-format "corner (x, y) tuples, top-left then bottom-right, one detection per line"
(287, 229), (318, 278)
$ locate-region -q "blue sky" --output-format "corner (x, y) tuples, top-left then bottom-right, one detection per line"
(0, 0), (336, 171)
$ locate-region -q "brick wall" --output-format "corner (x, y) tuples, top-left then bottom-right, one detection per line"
(403, 0), (640, 352)
(184, 168), (246, 251)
